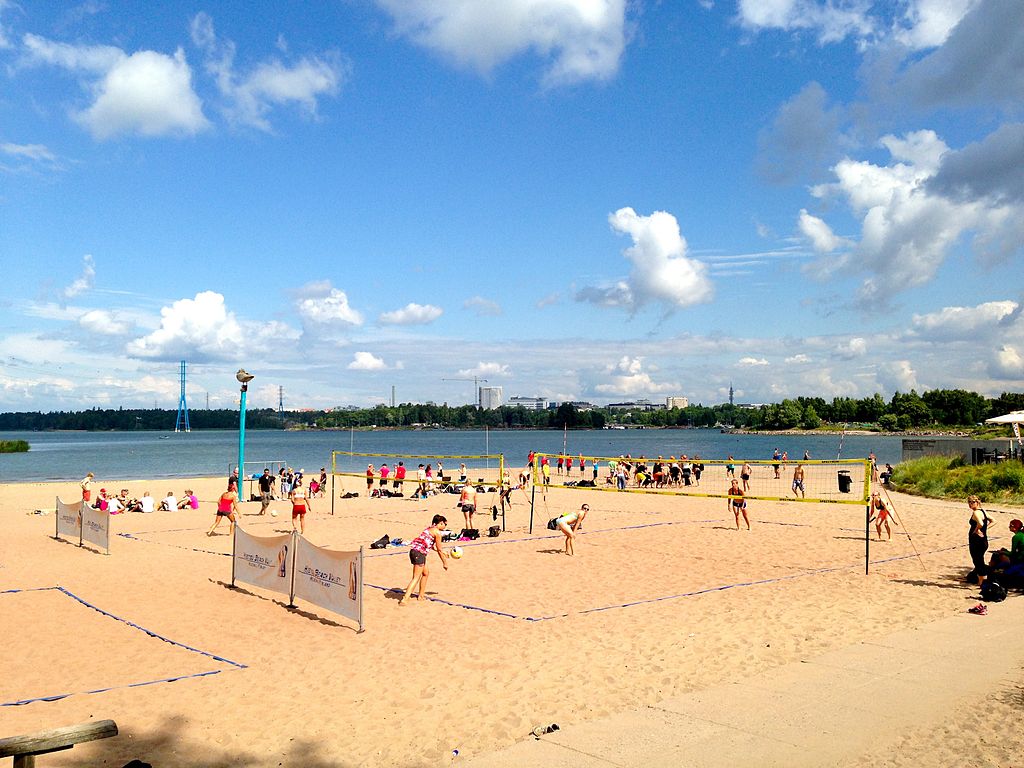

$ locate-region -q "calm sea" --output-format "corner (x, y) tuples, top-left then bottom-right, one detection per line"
(0, 429), (901, 483)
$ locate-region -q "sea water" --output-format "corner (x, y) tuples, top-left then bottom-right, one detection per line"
(0, 429), (901, 483)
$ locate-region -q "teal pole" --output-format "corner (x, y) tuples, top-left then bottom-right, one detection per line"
(238, 383), (248, 494)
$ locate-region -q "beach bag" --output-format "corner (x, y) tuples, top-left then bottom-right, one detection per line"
(981, 579), (1007, 603)
(488, 525), (500, 538)
(459, 528), (479, 540)
(369, 534), (389, 550)
(546, 517), (559, 531)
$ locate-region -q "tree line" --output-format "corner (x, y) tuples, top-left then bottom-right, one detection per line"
(0, 389), (1020, 432)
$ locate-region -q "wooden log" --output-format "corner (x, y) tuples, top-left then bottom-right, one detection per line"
(0, 720), (118, 766)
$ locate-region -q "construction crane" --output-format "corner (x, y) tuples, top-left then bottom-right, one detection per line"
(441, 377), (488, 408)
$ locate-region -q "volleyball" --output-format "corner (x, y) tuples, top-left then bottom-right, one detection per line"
(450, 546), (463, 559)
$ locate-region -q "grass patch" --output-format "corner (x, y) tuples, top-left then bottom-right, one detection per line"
(0, 440), (29, 453)
(891, 456), (1024, 505)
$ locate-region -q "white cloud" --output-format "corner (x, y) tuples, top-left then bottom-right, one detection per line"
(126, 291), (245, 361)
(79, 309), (130, 336)
(894, 0), (979, 49)
(835, 337), (867, 359)
(911, 300), (1018, 340)
(990, 345), (1024, 378)
(62, 255), (95, 302)
(738, 356), (769, 366)
(798, 209), (848, 253)
(191, 12), (343, 131)
(737, 0), (875, 45)
(296, 283), (363, 328)
(457, 362), (511, 378)
(887, 0), (1024, 109)
(1, 142), (57, 163)
(348, 352), (387, 371)
(807, 128), (1024, 303)
(378, 302), (443, 325)
(373, 0), (628, 85)
(594, 355), (678, 395)
(24, 34), (209, 139)
(536, 292), (560, 308)
(577, 207), (712, 313)
(880, 359), (918, 391)
(463, 296), (502, 316)
(785, 353), (811, 364)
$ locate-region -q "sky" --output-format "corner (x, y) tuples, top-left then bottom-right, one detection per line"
(1, 0), (1022, 413)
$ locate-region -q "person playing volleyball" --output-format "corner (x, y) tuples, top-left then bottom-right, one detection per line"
(290, 477), (312, 534)
(399, 514), (449, 606)
(555, 504), (589, 556)
(727, 478), (749, 530)
(870, 492), (894, 541)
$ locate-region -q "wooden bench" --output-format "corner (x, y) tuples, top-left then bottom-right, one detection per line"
(0, 720), (117, 767)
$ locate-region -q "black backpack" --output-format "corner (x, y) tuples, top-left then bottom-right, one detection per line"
(981, 579), (1007, 603)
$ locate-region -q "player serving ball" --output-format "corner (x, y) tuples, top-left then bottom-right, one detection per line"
(399, 514), (451, 606)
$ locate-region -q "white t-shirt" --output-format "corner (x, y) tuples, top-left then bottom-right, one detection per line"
(139, 495), (154, 513)
(161, 495), (177, 510)
(108, 497), (124, 513)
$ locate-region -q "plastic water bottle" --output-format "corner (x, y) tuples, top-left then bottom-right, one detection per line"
(531, 723), (559, 737)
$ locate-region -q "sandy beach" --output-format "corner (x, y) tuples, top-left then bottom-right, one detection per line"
(1, 471), (1022, 767)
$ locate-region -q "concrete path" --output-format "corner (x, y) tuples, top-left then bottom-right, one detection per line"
(467, 596), (1024, 767)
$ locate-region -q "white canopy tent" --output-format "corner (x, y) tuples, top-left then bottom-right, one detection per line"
(985, 410), (1023, 450)
(985, 410), (1024, 424)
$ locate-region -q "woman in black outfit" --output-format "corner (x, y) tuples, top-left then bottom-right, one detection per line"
(967, 494), (990, 586)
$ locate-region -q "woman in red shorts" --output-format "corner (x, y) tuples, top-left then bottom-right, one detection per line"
(208, 481), (239, 536)
(290, 477), (312, 534)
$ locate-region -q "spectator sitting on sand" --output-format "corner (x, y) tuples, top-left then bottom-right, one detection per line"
(160, 491), (177, 511)
(135, 491), (155, 513)
(177, 490), (198, 509)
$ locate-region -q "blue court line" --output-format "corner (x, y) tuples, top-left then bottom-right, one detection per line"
(365, 543), (966, 622)
(0, 586), (247, 707)
(118, 532), (231, 557)
(364, 518), (724, 558)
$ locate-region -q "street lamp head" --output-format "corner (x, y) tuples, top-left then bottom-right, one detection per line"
(236, 369), (255, 384)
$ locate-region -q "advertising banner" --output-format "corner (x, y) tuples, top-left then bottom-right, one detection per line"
(55, 497), (83, 542)
(232, 527), (294, 598)
(80, 503), (109, 553)
(292, 536), (362, 627)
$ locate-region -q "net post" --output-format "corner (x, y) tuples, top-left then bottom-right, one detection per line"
(287, 530), (298, 609)
(54, 495), (59, 540)
(230, 524), (237, 588)
(528, 454), (538, 533)
(330, 452), (336, 517)
(357, 546), (365, 634)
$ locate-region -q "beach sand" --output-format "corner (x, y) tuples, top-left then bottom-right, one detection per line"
(1, 472), (1021, 767)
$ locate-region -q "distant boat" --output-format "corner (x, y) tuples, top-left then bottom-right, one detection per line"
(158, 436), (171, 440)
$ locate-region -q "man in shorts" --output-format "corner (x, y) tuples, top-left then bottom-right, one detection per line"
(791, 464), (805, 499)
(394, 461), (406, 491)
(258, 468), (274, 514)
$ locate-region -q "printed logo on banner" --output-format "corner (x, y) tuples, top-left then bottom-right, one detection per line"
(56, 498), (83, 540)
(292, 535), (360, 624)
(232, 528), (293, 598)
(80, 503), (109, 552)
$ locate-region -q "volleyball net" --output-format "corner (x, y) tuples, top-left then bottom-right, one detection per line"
(329, 450), (506, 520)
(528, 454), (871, 528)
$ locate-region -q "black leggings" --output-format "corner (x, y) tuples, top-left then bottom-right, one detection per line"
(969, 536), (989, 576)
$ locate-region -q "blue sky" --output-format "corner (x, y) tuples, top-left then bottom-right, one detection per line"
(1, 0), (1022, 412)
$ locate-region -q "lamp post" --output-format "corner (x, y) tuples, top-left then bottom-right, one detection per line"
(236, 369), (254, 494)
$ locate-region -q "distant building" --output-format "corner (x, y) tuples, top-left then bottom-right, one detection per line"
(479, 386), (503, 410)
(568, 400), (595, 411)
(509, 396), (548, 410)
(666, 396), (689, 409)
(607, 400), (663, 412)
